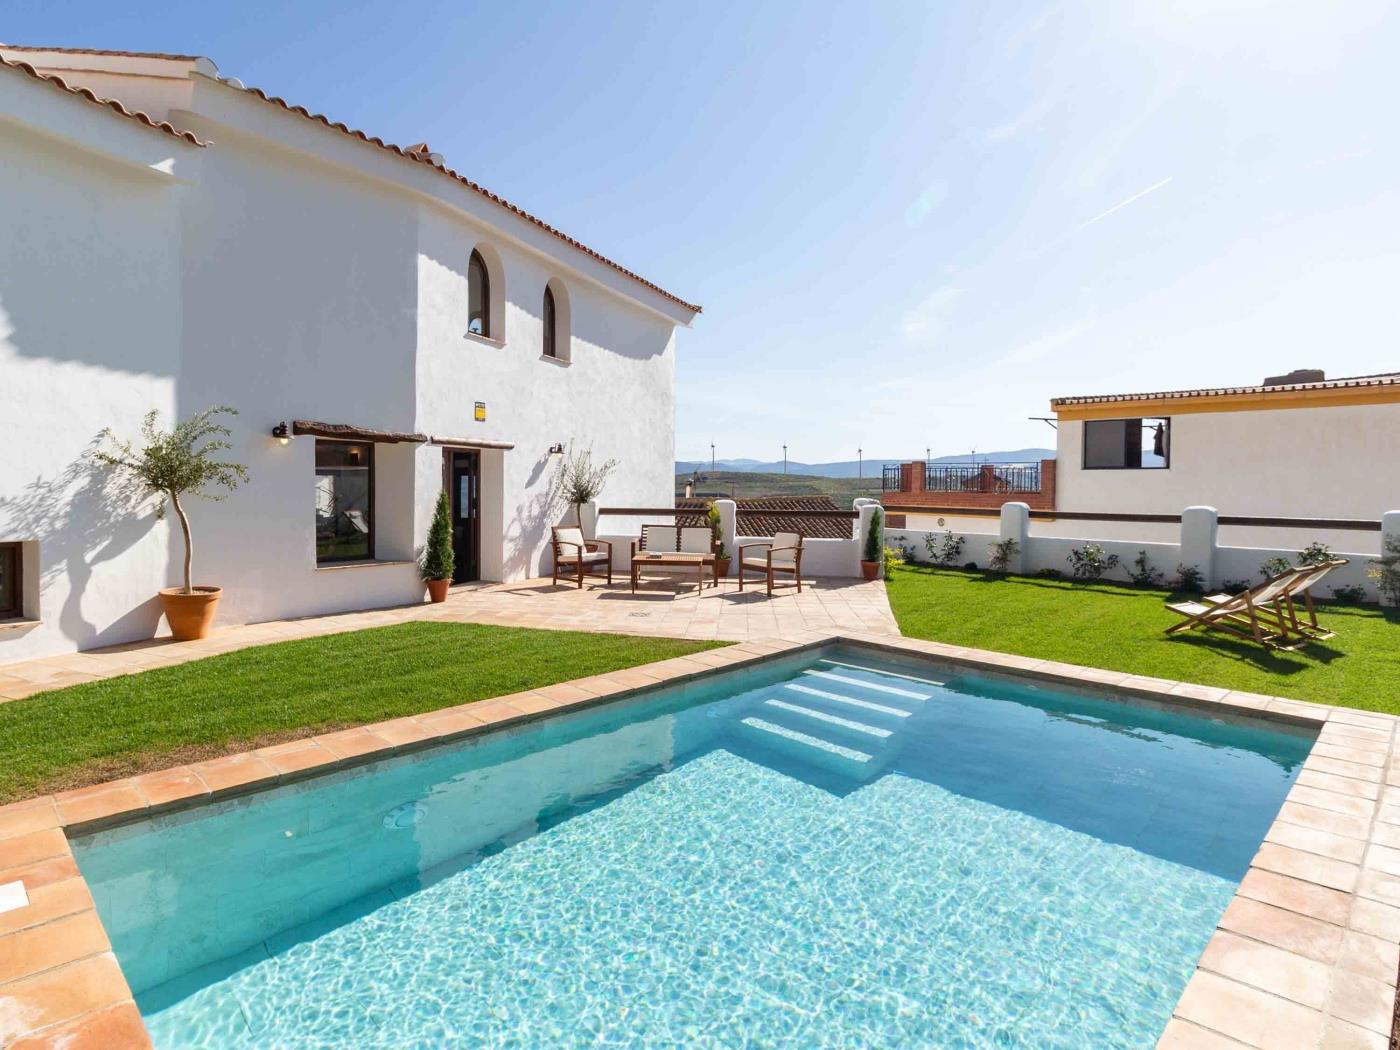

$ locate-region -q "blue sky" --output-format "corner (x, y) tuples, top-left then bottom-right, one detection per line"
(7, 0), (1399, 462)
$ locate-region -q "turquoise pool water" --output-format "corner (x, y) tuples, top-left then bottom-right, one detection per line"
(73, 648), (1312, 1048)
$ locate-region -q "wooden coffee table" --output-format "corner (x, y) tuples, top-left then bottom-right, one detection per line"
(630, 552), (716, 593)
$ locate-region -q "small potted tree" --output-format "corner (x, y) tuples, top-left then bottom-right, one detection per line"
(550, 444), (617, 536)
(94, 406), (248, 640)
(861, 506), (883, 580)
(707, 502), (730, 577)
(421, 490), (455, 602)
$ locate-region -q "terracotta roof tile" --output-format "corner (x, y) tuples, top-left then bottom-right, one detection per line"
(1051, 371), (1400, 408)
(232, 81), (701, 314)
(675, 496), (854, 540)
(0, 43), (201, 61)
(0, 55), (207, 147)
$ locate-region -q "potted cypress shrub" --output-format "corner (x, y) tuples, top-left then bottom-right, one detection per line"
(861, 506), (883, 581)
(706, 502), (730, 577)
(93, 406), (248, 640)
(421, 490), (455, 602)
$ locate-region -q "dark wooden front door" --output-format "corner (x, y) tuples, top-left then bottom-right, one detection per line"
(447, 450), (480, 583)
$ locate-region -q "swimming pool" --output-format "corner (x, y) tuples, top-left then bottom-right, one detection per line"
(72, 645), (1313, 1048)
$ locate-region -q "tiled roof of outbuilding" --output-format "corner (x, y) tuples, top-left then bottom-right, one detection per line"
(0, 54), (208, 146)
(1052, 371), (1400, 407)
(675, 496), (855, 540)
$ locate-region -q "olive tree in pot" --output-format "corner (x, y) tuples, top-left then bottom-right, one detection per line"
(93, 406), (248, 640)
(421, 490), (455, 602)
(549, 444), (617, 537)
(861, 506), (884, 581)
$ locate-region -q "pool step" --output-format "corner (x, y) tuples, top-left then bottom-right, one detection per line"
(734, 716), (883, 781)
(782, 683), (912, 729)
(759, 697), (894, 751)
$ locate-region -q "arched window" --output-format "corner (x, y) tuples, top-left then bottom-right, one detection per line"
(467, 250), (490, 337)
(542, 286), (557, 358)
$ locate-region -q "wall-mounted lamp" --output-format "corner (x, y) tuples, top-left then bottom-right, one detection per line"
(547, 442), (565, 456)
(271, 421), (290, 446)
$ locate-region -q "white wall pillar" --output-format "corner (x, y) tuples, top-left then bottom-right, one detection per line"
(857, 503), (880, 575)
(1381, 511), (1400, 607)
(716, 499), (737, 576)
(999, 502), (1030, 574)
(1180, 506), (1219, 589)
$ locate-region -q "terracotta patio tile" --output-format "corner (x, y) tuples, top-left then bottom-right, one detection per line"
(417, 707), (487, 740)
(1355, 867), (1400, 908)
(0, 830), (70, 872)
(1238, 868), (1352, 926)
(189, 752), (279, 798)
(0, 877), (93, 938)
(1338, 929), (1400, 985)
(0, 953), (132, 1044)
(1198, 929), (1330, 1009)
(5, 999), (151, 1050)
(0, 856), (80, 893)
(1173, 970), (1323, 1049)
(1319, 1016), (1388, 1050)
(368, 717), (435, 749)
(131, 767), (209, 811)
(498, 691), (560, 716)
(0, 909), (111, 984)
(1296, 769), (1381, 801)
(1276, 802), (1371, 841)
(533, 682), (601, 706)
(1285, 784), (1375, 818)
(257, 740), (337, 778)
(0, 800), (60, 841)
(1266, 821), (1366, 865)
(1326, 971), (1394, 1034)
(1308, 756), (1386, 783)
(314, 728), (394, 762)
(1250, 843), (1358, 893)
(1218, 896), (1344, 964)
(53, 782), (146, 831)
(1363, 843), (1400, 878)
(464, 699), (522, 725)
(1310, 743), (1386, 767)
(1156, 1017), (1248, 1048)
(1349, 897), (1400, 942)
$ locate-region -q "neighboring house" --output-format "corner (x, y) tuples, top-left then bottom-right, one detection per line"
(674, 496), (855, 540)
(0, 45), (699, 661)
(882, 369), (1400, 547)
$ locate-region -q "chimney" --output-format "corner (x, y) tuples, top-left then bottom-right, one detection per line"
(1263, 368), (1325, 387)
(684, 479), (694, 498)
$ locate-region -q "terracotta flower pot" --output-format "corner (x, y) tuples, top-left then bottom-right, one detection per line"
(425, 578), (451, 603)
(715, 557), (731, 578)
(860, 560), (880, 582)
(158, 586), (222, 641)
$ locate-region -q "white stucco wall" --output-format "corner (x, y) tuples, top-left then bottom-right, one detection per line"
(0, 119), (184, 662)
(1056, 404), (1400, 522)
(0, 58), (693, 661)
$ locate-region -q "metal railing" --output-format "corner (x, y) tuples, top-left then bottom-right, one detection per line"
(882, 462), (1043, 493)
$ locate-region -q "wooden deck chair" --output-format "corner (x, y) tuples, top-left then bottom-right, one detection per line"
(1274, 558), (1348, 640)
(551, 526), (613, 588)
(1165, 565), (1312, 650)
(737, 532), (804, 595)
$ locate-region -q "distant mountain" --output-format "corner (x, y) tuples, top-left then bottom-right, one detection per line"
(675, 449), (1053, 479)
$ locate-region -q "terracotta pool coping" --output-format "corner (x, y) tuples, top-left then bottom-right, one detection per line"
(0, 631), (1395, 1049)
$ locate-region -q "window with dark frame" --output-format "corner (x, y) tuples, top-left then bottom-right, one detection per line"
(1082, 417), (1170, 469)
(467, 250), (490, 337)
(543, 285), (557, 358)
(314, 441), (375, 564)
(0, 543), (21, 620)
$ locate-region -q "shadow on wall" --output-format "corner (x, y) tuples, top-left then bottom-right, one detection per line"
(0, 437), (163, 647)
(502, 452), (557, 579)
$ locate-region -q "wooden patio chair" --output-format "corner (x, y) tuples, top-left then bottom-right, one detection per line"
(1263, 558), (1347, 640)
(551, 526), (613, 588)
(1164, 565), (1314, 650)
(737, 531), (804, 595)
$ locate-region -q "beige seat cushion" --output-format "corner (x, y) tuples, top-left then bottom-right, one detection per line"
(769, 531), (801, 567)
(642, 525), (678, 553)
(555, 527), (587, 551)
(560, 550), (609, 564)
(679, 527), (713, 555)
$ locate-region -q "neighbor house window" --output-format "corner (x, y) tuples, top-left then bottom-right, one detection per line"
(315, 441), (374, 563)
(0, 543), (21, 619)
(542, 286), (557, 358)
(468, 249), (490, 337)
(1082, 417), (1170, 469)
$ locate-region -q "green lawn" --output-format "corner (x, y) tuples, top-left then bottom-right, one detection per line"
(886, 565), (1400, 715)
(0, 622), (726, 804)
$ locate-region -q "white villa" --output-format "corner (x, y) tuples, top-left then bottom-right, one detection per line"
(0, 44), (700, 662)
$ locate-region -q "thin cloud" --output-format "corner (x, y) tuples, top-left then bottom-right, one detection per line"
(1079, 176), (1173, 228)
(900, 286), (963, 343)
(905, 181), (950, 226)
(985, 93), (1056, 143)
